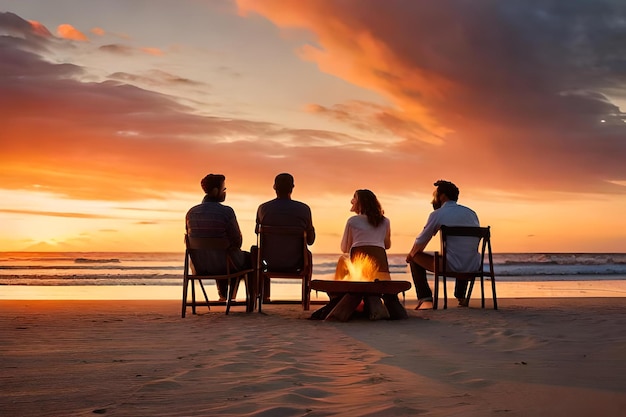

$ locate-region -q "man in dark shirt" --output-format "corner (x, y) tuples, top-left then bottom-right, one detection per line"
(255, 173), (315, 300)
(186, 174), (251, 301)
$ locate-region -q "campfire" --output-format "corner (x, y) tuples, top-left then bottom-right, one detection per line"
(334, 253), (390, 282)
(310, 252), (407, 321)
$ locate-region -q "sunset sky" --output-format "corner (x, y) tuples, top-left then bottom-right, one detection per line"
(1, 0), (626, 254)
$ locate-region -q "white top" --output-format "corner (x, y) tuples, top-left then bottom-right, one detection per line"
(414, 201), (481, 272)
(341, 215), (391, 253)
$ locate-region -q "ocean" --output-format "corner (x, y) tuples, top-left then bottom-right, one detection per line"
(2, 252), (626, 287)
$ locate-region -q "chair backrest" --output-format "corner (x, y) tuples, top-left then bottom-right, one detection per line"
(257, 225), (308, 273)
(185, 235), (237, 276)
(440, 225), (491, 275)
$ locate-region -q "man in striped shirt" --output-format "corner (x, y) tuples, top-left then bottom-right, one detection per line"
(186, 174), (251, 301)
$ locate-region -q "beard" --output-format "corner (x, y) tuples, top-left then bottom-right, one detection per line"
(432, 200), (442, 210)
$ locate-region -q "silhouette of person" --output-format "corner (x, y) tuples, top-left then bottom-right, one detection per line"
(255, 173), (315, 301)
(186, 174), (252, 301)
(406, 180), (480, 309)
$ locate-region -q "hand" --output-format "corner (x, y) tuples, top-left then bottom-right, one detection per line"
(406, 253), (413, 263)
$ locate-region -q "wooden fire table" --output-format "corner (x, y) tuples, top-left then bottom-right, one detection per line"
(310, 279), (412, 321)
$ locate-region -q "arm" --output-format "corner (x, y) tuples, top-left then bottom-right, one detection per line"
(340, 220), (352, 254)
(305, 206), (316, 245)
(254, 206), (261, 234)
(226, 208), (243, 249)
(384, 218), (391, 250)
(406, 211), (439, 261)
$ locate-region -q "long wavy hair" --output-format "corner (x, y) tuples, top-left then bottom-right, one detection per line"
(355, 189), (385, 227)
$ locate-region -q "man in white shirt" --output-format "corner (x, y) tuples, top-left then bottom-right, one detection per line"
(406, 180), (480, 309)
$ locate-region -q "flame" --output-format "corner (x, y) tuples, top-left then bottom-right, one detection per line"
(335, 253), (388, 281)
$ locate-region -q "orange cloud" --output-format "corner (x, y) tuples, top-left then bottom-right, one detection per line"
(91, 27), (105, 36)
(237, 0), (449, 141)
(28, 20), (53, 37)
(0, 209), (117, 219)
(2, 8), (625, 206)
(237, 0), (626, 195)
(140, 47), (164, 56)
(57, 23), (88, 41)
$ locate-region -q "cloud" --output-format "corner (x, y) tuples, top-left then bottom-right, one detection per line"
(3, 5), (626, 208)
(57, 23), (88, 41)
(140, 47), (164, 56)
(109, 69), (204, 87)
(1, 12), (395, 201)
(91, 27), (105, 36)
(237, 0), (626, 194)
(28, 20), (53, 37)
(0, 12), (53, 54)
(0, 209), (117, 219)
(99, 43), (135, 55)
(99, 44), (165, 57)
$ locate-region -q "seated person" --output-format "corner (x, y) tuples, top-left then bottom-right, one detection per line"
(186, 173), (252, 301)
(406, 180), (480, 309)
(255, 173), (316, 300)
(337, 189), (391, 280)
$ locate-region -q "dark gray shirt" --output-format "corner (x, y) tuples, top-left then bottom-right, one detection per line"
(256, 197), (315, 271)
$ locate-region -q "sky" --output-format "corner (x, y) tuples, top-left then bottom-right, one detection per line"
(1, 0), (626, 254)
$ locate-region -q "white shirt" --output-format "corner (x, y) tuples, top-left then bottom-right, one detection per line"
(341, 215), (391, 253)
(414, 201), (480, 272)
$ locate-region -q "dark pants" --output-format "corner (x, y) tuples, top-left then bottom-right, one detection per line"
(216, 249), (254, 300)
(408, 252), (468, 301)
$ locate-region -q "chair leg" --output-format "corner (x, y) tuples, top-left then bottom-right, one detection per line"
(182, 277), (189, 318)
(480, 276), (485, 308)
(302, 279), (311, 311)
(198, 279), (210, 312)
(246, 275), (253, 313)
(191, 278), (197, 315)
(443, 276), (448, 309)
(225, 279), (231, 315)
(491, 275), (498, 310)
(245, 274), (252, 313)
(466, 278), (476, 304)
(433, 275), (439, 310)
(305, 279), (311, 311)
(226, 278), (237, 315)
(258, 274), (264, 313)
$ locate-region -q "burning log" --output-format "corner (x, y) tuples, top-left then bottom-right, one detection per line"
(364, 296), (390, 320)
(382, 294), (409, 319)
(325, 293), (364, 321)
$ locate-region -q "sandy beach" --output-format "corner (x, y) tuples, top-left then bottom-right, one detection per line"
(1, 297), (625, 416)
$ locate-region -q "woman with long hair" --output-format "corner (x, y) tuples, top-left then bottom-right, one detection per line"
(336, 189), (391, 280)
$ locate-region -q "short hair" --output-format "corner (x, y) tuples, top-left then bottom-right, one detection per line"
(434, 180), (459, 201)
(201, 174), (225, 194)
(274, 173), (294, 194)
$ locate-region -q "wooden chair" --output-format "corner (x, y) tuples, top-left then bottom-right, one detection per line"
(433, 225), (497, 310)
(256, 225), (312, 312)
(182, 235), (254, 317)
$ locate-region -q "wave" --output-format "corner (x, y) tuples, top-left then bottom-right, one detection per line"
(0, 265), (181, 271)
(2, 252), (626, 286)
(74, 258), (120, 263)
